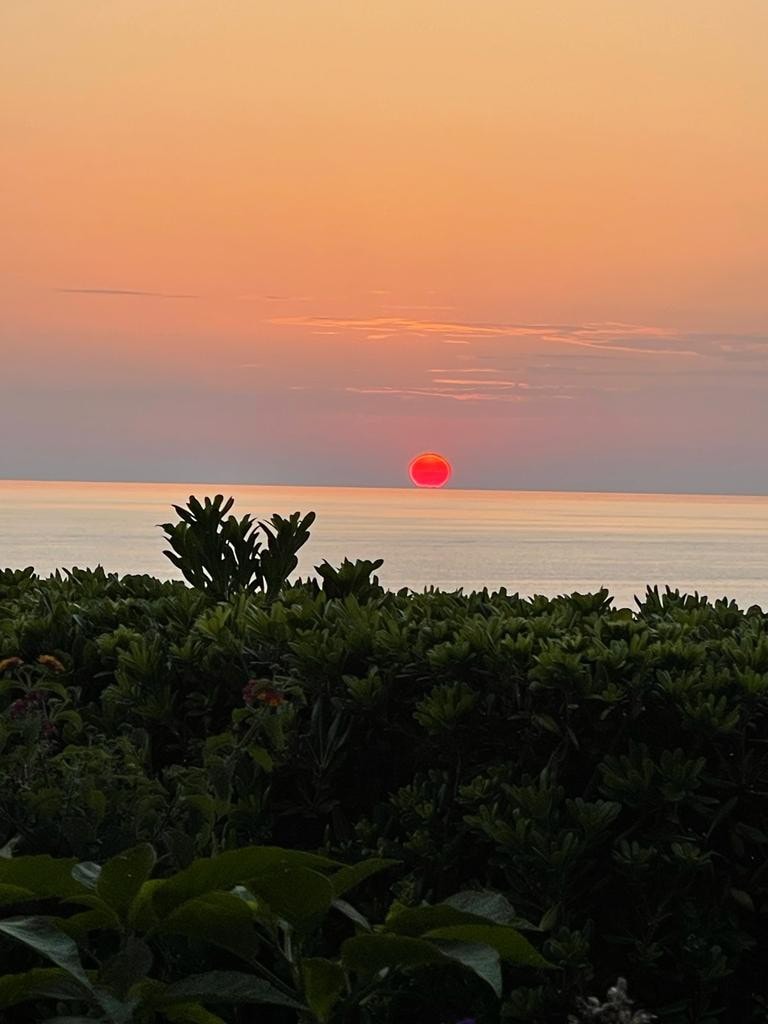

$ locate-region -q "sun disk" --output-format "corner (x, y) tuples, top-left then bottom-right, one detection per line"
(409, 452), (452, 488)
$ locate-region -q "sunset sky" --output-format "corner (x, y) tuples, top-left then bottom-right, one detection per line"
(2, 1), (767, 492)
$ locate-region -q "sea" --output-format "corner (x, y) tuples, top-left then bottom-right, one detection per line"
(1, 479), (767, 610)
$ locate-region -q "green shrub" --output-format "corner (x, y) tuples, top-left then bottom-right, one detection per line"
(2, 500), (768, 1020)
(159, 495), (314, 602)
(0, 844), (545, 1023)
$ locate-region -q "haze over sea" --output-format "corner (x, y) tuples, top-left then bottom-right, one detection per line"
(1, 480), (767, 610)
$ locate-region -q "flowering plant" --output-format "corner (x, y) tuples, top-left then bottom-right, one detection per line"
(1, 653), (79, 749)
(569, 977), (655, 1023)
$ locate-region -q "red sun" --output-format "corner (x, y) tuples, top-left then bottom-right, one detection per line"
(409, 452), (452, 488)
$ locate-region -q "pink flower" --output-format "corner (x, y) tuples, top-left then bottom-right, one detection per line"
(9, 699), (29, 720)
(243, 679), (285, 707)
(7, 691), (45, 719)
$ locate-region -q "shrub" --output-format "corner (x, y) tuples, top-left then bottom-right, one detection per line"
(0, 844), (546, 1023)
(160, 495), (315, 601)
(1, 501), (768, 1020)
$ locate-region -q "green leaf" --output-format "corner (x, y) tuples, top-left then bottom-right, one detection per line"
(247, 745), (273, 772)
(247, 866), (334, 936)
(422, 925), (552, 968)
(161, 971), (305, 1010)
(0, 941), (135, 1024)
(538, 904), (560, 932)
(127, 879), (164, 932)
(443, 890), (517, 924)
(159, 892), (260, 963)
(0, 917), (93, 991)
(60, 894), (122, 932)
(124, 976), (165, 1009)
(58, 907), (123, 940)
(331, 897), (371, 932)
(341, 934), (446, 976)
(0, 855), (82, 899)
(0, 835), (21, 858)
(97, 844), (156, 921)
(153, 846), (340, 916)
(56, 709), (84, 736)
(731, 887), (755, 912)
(162, 1003), (228, 1024)
(71, 862), (100, 891)
(0, 835), (21, 860)
(0, 968), (83, 1009)
(302, 958), (346, 1023)
(85, 789), (108, 820)
(330, 858), (399, 897)
(384, 902), (494, 937)
(431, 940), (502, 996)
(0, 883), (36, 906)
(92, 991), (138, 1024)
(532, 713), (561, 734)
(98, 936), (153, 998)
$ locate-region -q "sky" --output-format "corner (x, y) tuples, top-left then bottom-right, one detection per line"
(1, 1), (767, 493)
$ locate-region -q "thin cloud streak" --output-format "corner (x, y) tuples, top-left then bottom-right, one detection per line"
(56, 288), (197, 299)
(270, 314), (706, 357)
(346, 385), (530, 402)
(379, 304), (458, 311)
(271, 314), (555, 337)
(540, 334), (702, 357)
(433, 378), (532, 388)
(271, 314), (768, 365)
(429, 367), (500, 374)
(345, 376), (583, 404)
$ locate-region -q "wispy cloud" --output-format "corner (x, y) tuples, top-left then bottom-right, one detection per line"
(429, 367), (500, 374)
(432, 378), (530, 387)
(271, 314), (768, 365)
(379, 304), (458, 311)
(271, 314), (541, 338)
(710, 337), (768, 360)
(57, 288), (196, 299)
(262, 313), (768, 409)
(345, 375), (580, 404)
(346, 385), (530, 403)
(269, 314), (703, 357)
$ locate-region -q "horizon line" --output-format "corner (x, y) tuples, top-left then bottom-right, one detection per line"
(1, 476), (766, 502)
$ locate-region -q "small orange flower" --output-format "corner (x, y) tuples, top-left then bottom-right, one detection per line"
(0, 657), (23, 673)
(256, 689), (285, 708)
(37, 655), (66, 673)
(242, 678), (285, 707)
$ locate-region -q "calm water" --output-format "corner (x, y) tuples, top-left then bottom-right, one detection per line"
(1, 480), (767, 609)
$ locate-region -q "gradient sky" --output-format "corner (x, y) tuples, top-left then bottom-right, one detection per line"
(2, 1), (767, 492)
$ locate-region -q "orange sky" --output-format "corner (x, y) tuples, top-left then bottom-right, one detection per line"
(2, 1), (767, 490)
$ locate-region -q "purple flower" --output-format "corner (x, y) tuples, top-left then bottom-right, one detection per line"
(8, 699), (29, 720)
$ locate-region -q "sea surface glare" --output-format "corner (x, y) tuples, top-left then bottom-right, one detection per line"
(1, 480), (767, 610)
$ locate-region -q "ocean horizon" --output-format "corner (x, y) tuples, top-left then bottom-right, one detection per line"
(2, 478), (767, 610)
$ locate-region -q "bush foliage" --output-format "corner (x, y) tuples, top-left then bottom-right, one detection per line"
(0, 842), (545, 1022)
(1, 496), (767, 1022)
